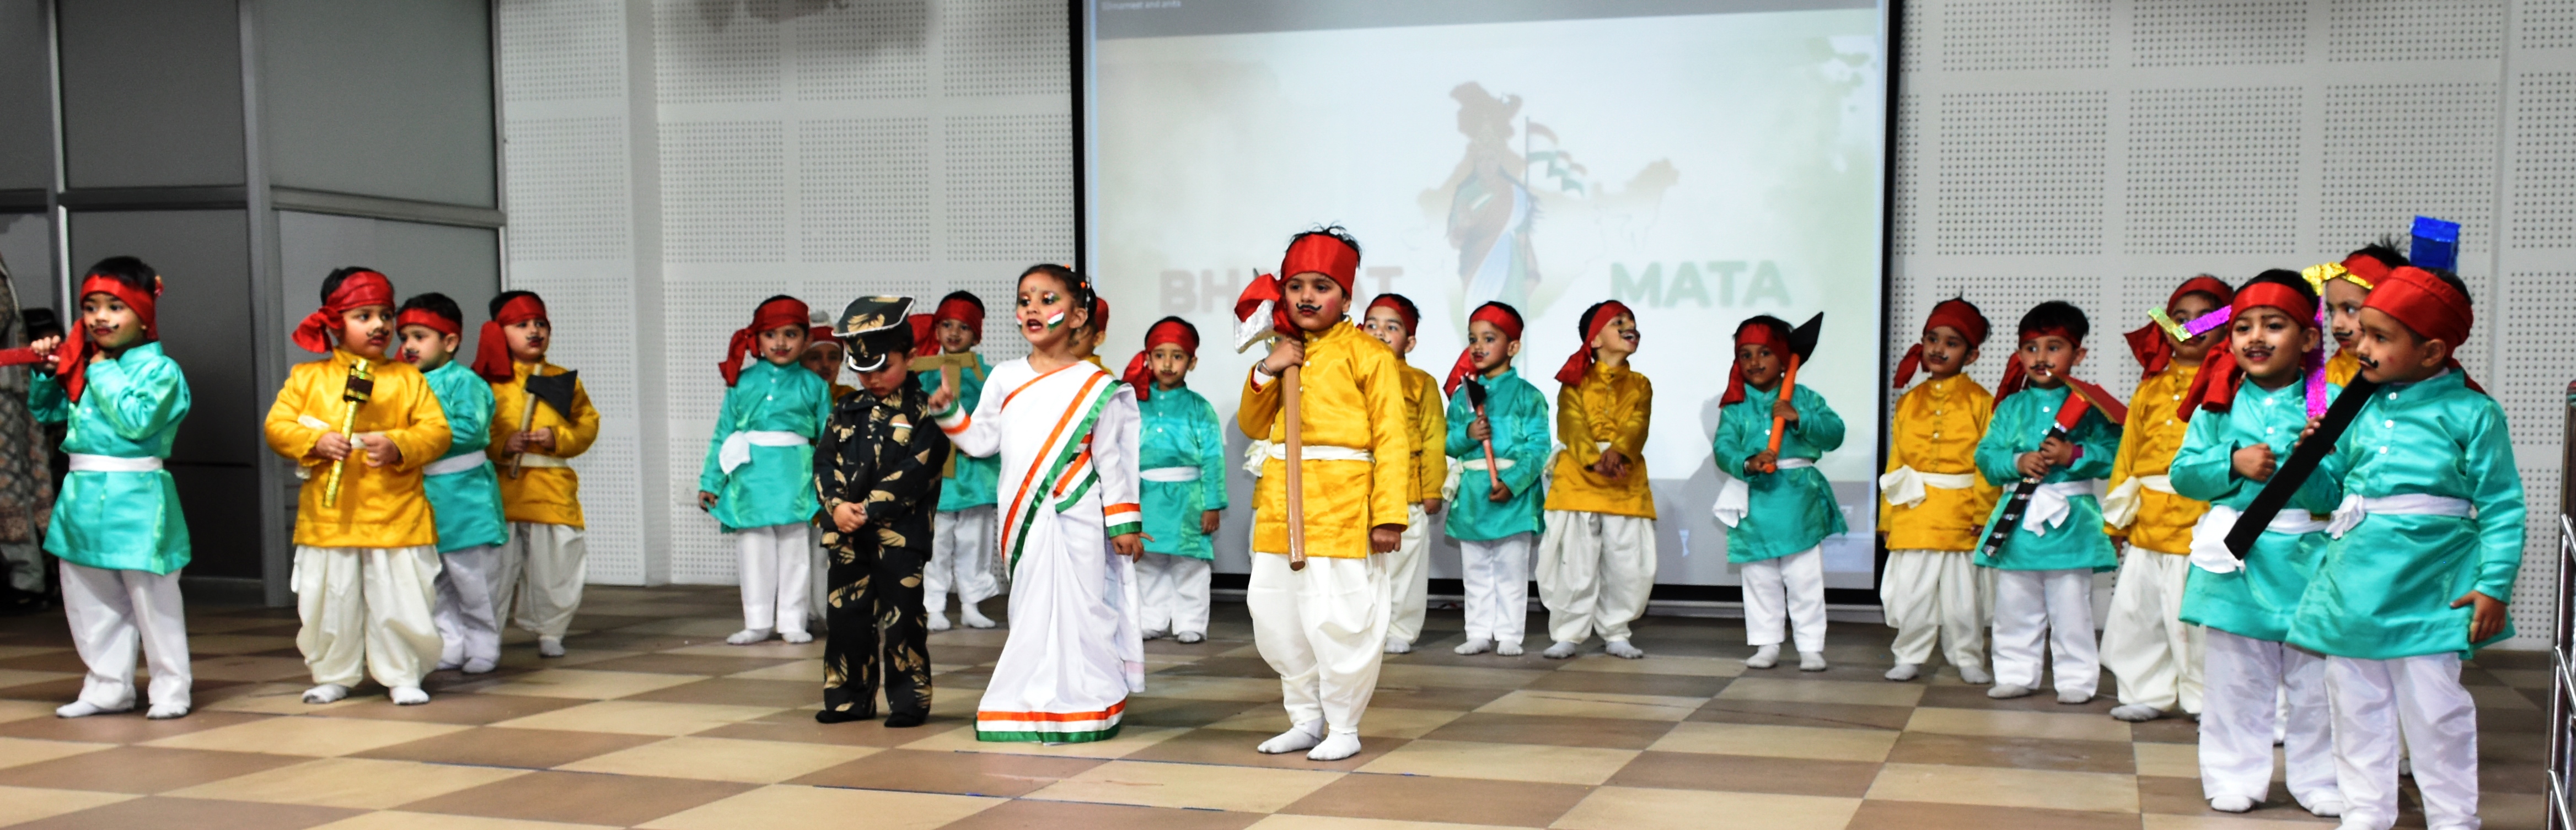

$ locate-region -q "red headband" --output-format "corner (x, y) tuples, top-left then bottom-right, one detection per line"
(1121, 319), (1200, 401)
(934, 295), (984, 333)
(291, 271), (395, 354)
(2339, 254), (2392, 288)
(1556, 301), (1635, 387)
(2180, 281), (2322, 420)
(55, 274), (163, 403)
(1366, 295), (1419, 336)
(1892, 298), (1990, 389)
(470, 294), (548, 381)
(721, 297), (813, 386)
(1719, 319), (1790, 406)
(2124, 276), (2235, 379)
(395, 308), (461, 339)
(1444, 303), (1524, 396)
(1995, 325), (2073, 402)
(1282, 234), (1359, 298)
(2364, 266), (2482, 392)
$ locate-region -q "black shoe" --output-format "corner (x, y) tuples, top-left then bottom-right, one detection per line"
(883, 711), (927, 728)
(814, 708), (875, 724)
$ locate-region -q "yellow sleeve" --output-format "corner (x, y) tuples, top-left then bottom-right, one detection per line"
(1237, 367), (1280, 440)
(263, 364), (324, 462)
(1614, 375), (1651, 458)
(1413, 374), (1446, 503)
(550, 378), (602, 459)
(1361, 352), (1412, 529)
(1556, 384), (1599, 470)
(382, 371), (452, 472)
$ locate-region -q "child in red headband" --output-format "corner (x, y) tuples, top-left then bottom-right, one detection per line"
(1359, 293), (1446, 655)
(2166, 270), (2345, 818)
(1535, 300), (1655, 661)
(477, 290), (600, 659)
(262, 266), (454, 707)
(1712, 315), (1845, 672)
(1128, 316), (1227, 643)
(2322, 242), (2405, 387)
(1236, 228), (1410, 762)
(1440, 300), (1547, 660)
(700, 295), (833, 646)
(1974, 300), (2121, 704)
(27, 257), (196, 718)
(2291, 266), (2521, 830)
(913, 290), (1001, 632)
(1878, 298), (2001, 684)
(394, 292), (509, 676)
(2101, 275), (2229, 723)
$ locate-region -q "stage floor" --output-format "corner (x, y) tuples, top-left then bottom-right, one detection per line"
(0, 584), (2550, 829)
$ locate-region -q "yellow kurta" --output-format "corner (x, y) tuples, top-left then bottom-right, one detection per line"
(486, 360), (602, 527)
(1878, 374), (2001, 551)
(2106, 365), (2208, 554)
(1400, 364), (1448, 504)
(263, 350), (453, 548)
(2325, 349), (2360, 388)
(1237, 322), (1412, 558)
(1543, 362), (1655, 518)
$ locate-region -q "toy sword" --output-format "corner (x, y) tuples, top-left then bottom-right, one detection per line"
(2223, 377), (2380, 557)
(1976, 373), (2127, 560)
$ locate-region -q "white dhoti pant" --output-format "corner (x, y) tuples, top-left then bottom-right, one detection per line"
(2101, 548), (2203, 713)
(1457, 533), (1531, 645)
(293, 545), (443, 689)
(1990, 567), (2099, 697)
(2201, 629), (2336, 807)
(1537, 510), (1656, 645)
(432, 545), (503, 667)
(1880, 548), (1989, 670)
(1384, 504), (1431, 645)
(59, 561), (190, 709)
(2328, 653), (2480, 830)
(1136, 552), (1212, 637)
(733, 522), (811, 633)
(1740, 547), (1826, 653)
(1247, 553), (1387, 735)
(497, 521), (586, 638)
(926, 505), (997, 615)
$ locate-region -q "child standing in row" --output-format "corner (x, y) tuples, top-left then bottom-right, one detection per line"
(1443, 301), (1548, 658)
(702, 296), (833, 645)
(1879, 299), (1999, 683)
(1975, 301), (2122, 703)
(395, 293), (510, 675)
(1538, 301), (1656, 660)
(473, 292), (600, 658)
(1359, 294), (1445, 655)
(1128, 317), (1227, 643)
(916, 292), (1001, 631)
(1713, 315), (1844, 671)
(2101, 276), (2230, 722)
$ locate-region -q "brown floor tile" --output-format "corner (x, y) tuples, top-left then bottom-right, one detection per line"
(307, 692), (588, 725)
(1887, 731), (2137, 773)
(1918, 683), (2117, 715)
(1845, 800), (2142, 829)
(621, 677), (822, 708)
(575, 653), (804, 676)
(1604, 750), (1880, 798)
(786, 747), (1103, 796)
(1118, 696), (1266, 729)
(1522, 670), (1728, 698)
(2128, 716), (2202, 745)
(2479, 705), (2551, 735)
(0, 650), (89, 672)
(350, 726), (666, 768)
(2135, 774), (2333, 821)
(0, 678), (87, 702)
(1418, 712), (1681, 750)
(696, 714), (972, 747)
(934, 798), (1263, 830)
(1365, 684), (1517, 711)
(2467, 650), (2551, 670)
(395, 769), (755, 825)
(927, 645), (1005, 665)
(1736, 662), (1907, 685)
(6, 795), (362, 830)
(0, 709), (275, 743)
(1279, 771), (1592, 827)
(1379, 645), (1558, 670)
(1120, 727), (1403, 771)
(1149, 656), (1285, 678)
(2484, 752), (2551, 795)
(1688, 698), (1914, 731)
(0, 746), (312, 794)
(1137, 638), (1242, 659)
(556, 632), (726, 652)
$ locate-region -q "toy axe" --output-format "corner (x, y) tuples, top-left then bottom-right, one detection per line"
(1233, 275), (1306, 570)
(507, 370), (580, 479)
(1752, 313), (1823, 474)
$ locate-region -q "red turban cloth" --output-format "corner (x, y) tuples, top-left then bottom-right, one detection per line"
(1445, 303), (1523, 396)
(1719, 317), (1790, 407)
(1366, 294), (1419, 336)
(2338, 252), (2392, 288)
(1995, 326), (2073, 403)
(1891, 298), (1989, 389)
(395, 308), (461, 339)
(1122, 318), (1200, 401)
(721, 297), (812, 386)
(2124, 276), (2234, 379)
(56, 273), (162, 403)
(2363, 266), (2481, 392)
(1555, 301), (1635, 386)
(470, 293), (548, 382)
(2180, 280), (2320, 420)
(291, 270), (394, 354)
(914, 295), (983, 358)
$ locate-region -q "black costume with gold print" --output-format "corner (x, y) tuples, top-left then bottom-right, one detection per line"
(812, 371), (948, 724)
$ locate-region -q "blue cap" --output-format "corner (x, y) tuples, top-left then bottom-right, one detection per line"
(2410, 215), (2460, 272)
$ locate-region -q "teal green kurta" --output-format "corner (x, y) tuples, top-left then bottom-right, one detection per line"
(2291, 370), (2524, 659)
(918, 354), (1000, 511)
(1712, 382), (1847, 563)
(33, 342), (191, 574)
(421, 360), (509, 552)
(699, 359), (831, 531)
(1137, 384), (1229, 559)
(2171, 378), (2342, 642)
(1443, 368), (1549, 541)
(1973, 384), (2122, 572)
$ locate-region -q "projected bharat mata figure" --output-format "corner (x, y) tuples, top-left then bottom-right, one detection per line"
(1422, 82), (1677, 318)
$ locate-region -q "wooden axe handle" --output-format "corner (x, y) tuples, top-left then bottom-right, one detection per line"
(506, 399), (538, 479)
(1282, 365), (1305, 571)
(1757, 354), (1802, 473)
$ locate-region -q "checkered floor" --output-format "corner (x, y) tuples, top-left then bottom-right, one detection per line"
(0, 585), (2551, 829)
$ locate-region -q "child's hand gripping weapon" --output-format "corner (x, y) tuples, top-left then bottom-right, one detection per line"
(1463, 380), (1502, 497)
(1752, 314), (1823, 474)
(323, 359), (375, 508)
(506, 370), (581, 479)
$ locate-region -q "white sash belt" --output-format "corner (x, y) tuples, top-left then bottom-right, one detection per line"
(1443, 455), (1522, 502)
(1877, 465), (1976, 509)
(518, 454), (570, 469)
(423, 453), (489, 477)
(2100, 474), (2174, 529)
(2328, 494), (2474, 539)
(2187, 505), (2326, 574)
(1264, 444), (1373, 462)
(1243, 440), (1274, 478)
(2024, 479), (2102, 537)
(67, 454), (162, 473)
(1139, 466), (1203, 483)
(1711, 459), (1816, 528)
(718, 430), (809, 475)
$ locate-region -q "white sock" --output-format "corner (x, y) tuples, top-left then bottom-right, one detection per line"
(1885, 662), (1920, 681)
(727, 628), (774, 645)
(1797, 651), (1827, 671)
(1543, 640), (1581, 659)
(1383, 638), (1412, 655)
(2057, 688), (2092, 704)
(1957, 664), (1993, 685)
(1174, 632), (1204, 644)
(146, 702), (189, 720)
(54, 700), (128, 718)
(1142, 628), (1169, 641)
(1603, 640), (1645, 659)
(960, 605), (996, 629)
(537, 636), (566, 657)
(780, 630), (814, 644)
(303, 683), (350, 704)
(2303, 795), (2346, 817)
(462, 657), (498, 675)
(1745, 645), (1779, 669)
(1257, 720), (1324, 754)
(1987, 683), (2033, 699)
(927, 614), (953, 632)
(1496, 641), (1524, 657)
(1307, 731), (1362, 762)
(1453, 638), (1493, 656)
(2208, 794), (2256, 813)
(390, 687), (430, 705)
(2109, 703), (2162, 722)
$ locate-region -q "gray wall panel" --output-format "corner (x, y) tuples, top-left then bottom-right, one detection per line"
(57, 0), (245, 188)
(259, 0), (496, 207)
(0, 0), (54, 191)
(277, 211), (500, 367)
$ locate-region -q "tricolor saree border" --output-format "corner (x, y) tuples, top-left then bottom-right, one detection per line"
(975, 699), (1125, 743)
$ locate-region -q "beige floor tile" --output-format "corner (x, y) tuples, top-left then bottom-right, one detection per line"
(1135, 675), (1290, 702)
(144, 715), (469, 757)
(478, 670), (707, 700)
(1716, 677), (1925, 707)
(1552, 786), (1860, 830)
(0, 669), (78, 688)
(0, 783), (136, 825)
(635, 784), (1002, 830)
(924, 628), (1015, 648)
(490, 700), (787, 736)
(191, 655), (322, 683)
(608, 618), (748, 637)
(165, 757), (527, 809)
(2139, 815), (2330, 829)
(2466, 684), (2538, 710)
(1906, 707), (2133, 743)
(201, 683), (369, 715)
(0, 736), (115, 769)
(1474, 690), (1703, 721)
(1357, 739), (1639, 785)
(1375, 664), (1552, 689)
(557, 736), (877, 783)
(725, 659), (823, 681)
(1648, 721), (1897, 762)
(1029, 758), (1343, 812)
(1865, 762), (2140, 812)
(311, 811), (619, 829)
(0, 698), (56, 724)
(2134, 740), (2200, 778)
(662, 642), (827, 660)
(1205, 707), (1466, 739)
(895, 724), (1187, 759)
(1217, 644), (1265, 658)
(187, 634), (302, 655)
(0, 646), (71, 660)
(1556, 655), (1745, 677)
(1248, 815), (1527, 830)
